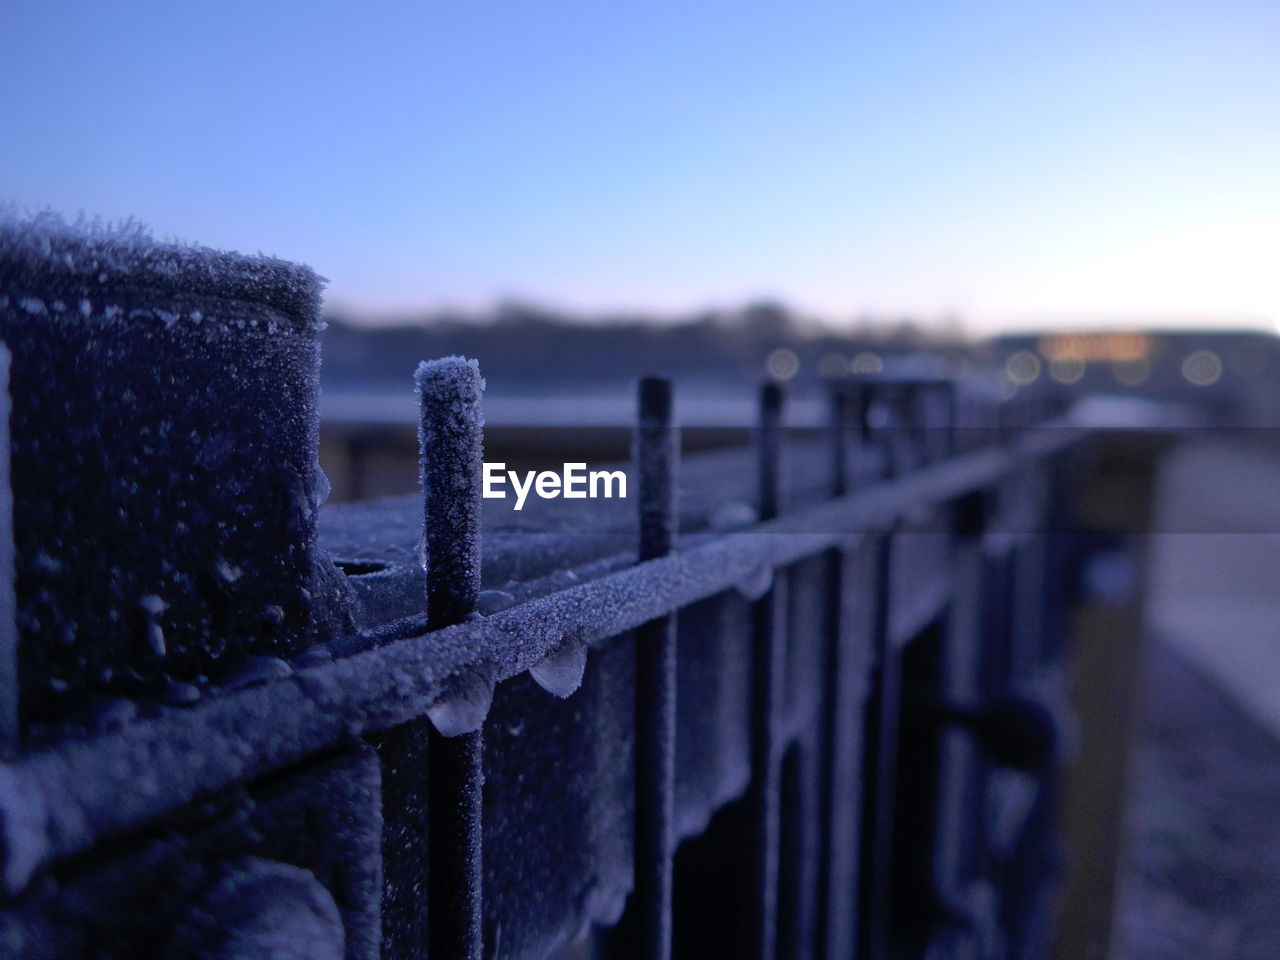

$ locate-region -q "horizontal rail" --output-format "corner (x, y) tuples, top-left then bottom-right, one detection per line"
(0, 424), (1084, 896)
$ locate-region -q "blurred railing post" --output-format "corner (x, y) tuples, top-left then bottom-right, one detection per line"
(0, 343), (14, 753)
(749, 381), (787, 959)
(858, 378), (908, 960)
(1053, 433), (1171, 960)
(817, 384), (865, 959)
(633, 376), (679, 960)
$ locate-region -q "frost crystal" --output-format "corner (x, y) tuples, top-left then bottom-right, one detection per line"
(0, 209), (326, 330)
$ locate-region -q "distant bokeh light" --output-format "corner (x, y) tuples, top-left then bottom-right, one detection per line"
(1038, 333), (1151, 362)
(1006, 350), (1042, 385)
(766, 348), (800, 381)
(1181, 350), (1223, 386)
(1050, 358), (1086, 385)
(850, 352), (884, 375)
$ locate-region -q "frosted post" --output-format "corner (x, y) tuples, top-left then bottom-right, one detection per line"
(415, 357), (485, 631)
(414, 356), (486, 960)
(634, 376), (678, 960)
(637, 377), (676, 561)
(758, 382), (785, 520)
(0, 215), (351, 726)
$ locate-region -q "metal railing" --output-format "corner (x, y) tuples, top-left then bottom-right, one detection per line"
(0, 366), (1107, 958)
(0, 223), (1160, 960)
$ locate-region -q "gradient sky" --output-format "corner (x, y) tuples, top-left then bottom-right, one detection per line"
(2, 0), (1277, 330)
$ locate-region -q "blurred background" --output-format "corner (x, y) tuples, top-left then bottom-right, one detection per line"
(4, 1), (1279, 956)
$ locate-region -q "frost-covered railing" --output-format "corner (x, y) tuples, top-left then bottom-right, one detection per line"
(0, 220), (1106, 960)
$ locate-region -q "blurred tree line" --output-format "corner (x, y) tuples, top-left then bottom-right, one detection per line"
(321, 300), (966, 392)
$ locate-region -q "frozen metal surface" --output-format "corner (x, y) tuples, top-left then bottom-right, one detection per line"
(0, 218), (1122, 959)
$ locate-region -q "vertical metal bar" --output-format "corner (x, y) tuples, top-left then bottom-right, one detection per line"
(932, 381), (956, 463)
(858, 383), (903, 960)
(1054, 436), (1165, 960)
(1010, 466), (1050, 682)
(419, 358), (484, 631)
(377, 357), (486, 960)
(820, 383), (882, 960)
(377, 717), (431, 960)
(749, 381), (787, 960)
(418, 357), (486, 960)
(758, 382), (784, 521)
(847, 383), (871, 485)
(634, 376), (678, 960)
(904, 382), (927, 466)
(829, 386), (851, 498)
(778, 742), (820, 960)
(931, 486), (990, 953)
(878, 384), (908, 480)
(858, 541), (898, 960)
(427, 732), (484, 959)
(637, 377), (677, 562)
(907, 381), (932, 467)
(920, 382), (973, 958)
(0, 343), (15, 753)
(817, 385), (851, 958)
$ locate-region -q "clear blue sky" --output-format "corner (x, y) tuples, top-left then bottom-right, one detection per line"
(3, 0), (1277, 330)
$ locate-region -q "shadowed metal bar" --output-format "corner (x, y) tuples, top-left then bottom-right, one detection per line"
(859, 382), (904, 960)
(418, 358), (486, 960)
(749, 381), (787, 959)
(882, 383), (910, 479)
(932, 395), (985, 955)
(634, 376), (678, 960)
(427, 731), (484, 959)
(818, 385), (858, 959)
(758, 382), (785, 522)
(829, 387), (852, 499)
(0, 343), (14, 753)
(937, 381), (957, 462)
